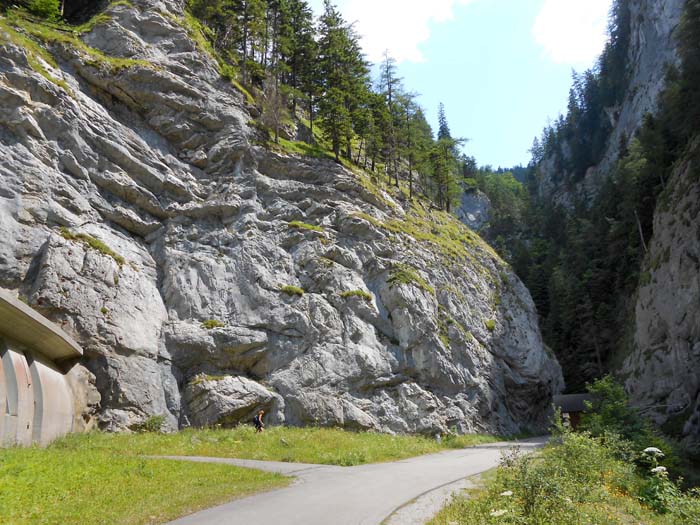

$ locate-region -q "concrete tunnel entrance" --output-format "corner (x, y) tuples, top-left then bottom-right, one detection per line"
(0, 288), (83, 446)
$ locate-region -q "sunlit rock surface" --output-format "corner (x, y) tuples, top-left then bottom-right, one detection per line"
(0, 0), (562, 435)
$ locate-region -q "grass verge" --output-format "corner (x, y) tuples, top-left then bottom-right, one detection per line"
(429, 430), (700, 525)
(0, 432), (289, 525)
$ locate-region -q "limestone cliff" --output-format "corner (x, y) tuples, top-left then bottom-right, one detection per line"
(533, 0), (699, 443)
(621, 140), (700, 441)
(537, 0), (685, 208)
(0, 0), (562, 435)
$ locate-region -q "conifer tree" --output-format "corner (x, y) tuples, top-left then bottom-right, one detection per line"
(283, 0), (317, 114)
(430, 104), (464, 211)
(379, 51), (402, 185)
(317, 0), (369, 163)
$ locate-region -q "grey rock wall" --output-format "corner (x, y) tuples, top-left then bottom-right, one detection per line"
(0, 0), (562, 436)
(455, 189), (491, 232)
(622, 140), (700, 443)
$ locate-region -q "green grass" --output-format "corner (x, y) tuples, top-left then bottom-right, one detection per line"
(280, 285), (304, 297)
(189, 374), (227, 385)
(0, 432), (289, 525)
(0, 427), (500, 523)
(59, 427), (499, 467)
(353, 205), (500, 269)
(175, 10), (255, 104)
(484, 319), (496, 332)
(339, 290), (373, 302)
(201, 319), (225, 330)
(275, 137), (335, 160)
(388, 263), (435, 295)
(0, 16), (71, 92)
(288, 220), (325, 233)
(3, 9), (150, 73)
(59, 227), (125, 266)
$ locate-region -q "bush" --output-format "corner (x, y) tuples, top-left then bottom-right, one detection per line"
(131, 415), (166, 433)
(27, 0), (60, 19)
(579, 376), (680, 471)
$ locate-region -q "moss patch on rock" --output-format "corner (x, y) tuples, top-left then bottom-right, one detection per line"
(59, 227), (125, 266)
(388, 264), (435, 296)
(340, 289), (373, 302)
(280, 285), (304, 297)
(201, 319), (225, 330)
(288, 220), (324, 233)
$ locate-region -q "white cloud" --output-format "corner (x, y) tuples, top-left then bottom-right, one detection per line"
(308, 0), (475, 64)
(533, 0), (613, 66)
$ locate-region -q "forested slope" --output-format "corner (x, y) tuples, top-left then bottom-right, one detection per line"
(511, 0), (699, 445)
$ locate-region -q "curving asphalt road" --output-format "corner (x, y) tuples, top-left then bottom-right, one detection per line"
(164, 437), (546, 525)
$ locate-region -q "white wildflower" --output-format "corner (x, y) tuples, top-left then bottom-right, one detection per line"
(490, 509), (507, 517)
(499, 490), (513, 497)
(564, 497), (573, 504)
(643, 447), (664, 456)
(651, 466), (667, 474)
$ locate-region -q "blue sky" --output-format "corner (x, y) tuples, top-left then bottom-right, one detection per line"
(308, 0), (613, 168)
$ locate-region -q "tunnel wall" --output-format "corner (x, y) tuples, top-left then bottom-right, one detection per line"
(0, 338), (75, 446)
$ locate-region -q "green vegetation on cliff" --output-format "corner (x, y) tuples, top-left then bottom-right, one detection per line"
(185, 0), (467, 211)
(59, 227), (126, 266)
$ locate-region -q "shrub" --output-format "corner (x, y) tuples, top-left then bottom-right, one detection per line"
(131, 415), (166, 433)
(639, 461), (681, 513)
(579, 376), (680, 470)
(201, 319), (225, 330)
(280, 285), (304, 297)
(484, 319), (496, 332)
(28, 0), (60, 19)
(339, 290), (372, 302)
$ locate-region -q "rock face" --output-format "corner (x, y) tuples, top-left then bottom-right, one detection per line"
(0, 0), (562, 436)
(537, 0), (685, 208)
(621, 140), (700, 442)
(455, 189), (491, 232)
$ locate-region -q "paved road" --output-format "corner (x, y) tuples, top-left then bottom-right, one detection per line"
(166, 437), (547, 525)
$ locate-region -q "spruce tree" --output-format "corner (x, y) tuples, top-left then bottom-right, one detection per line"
(317, 0), (369, 163)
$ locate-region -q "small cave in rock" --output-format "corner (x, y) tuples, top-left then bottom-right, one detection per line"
(62, 0), (110, 24)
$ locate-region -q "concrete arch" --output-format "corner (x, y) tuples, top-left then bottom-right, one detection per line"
(28, 351), (75, 444)
(0, 289), (83, 447)
(0, 346), (34, 446)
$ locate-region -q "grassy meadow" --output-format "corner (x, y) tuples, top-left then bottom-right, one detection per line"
(0, 435), (289, 525)
(0, 425), (499, 524)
